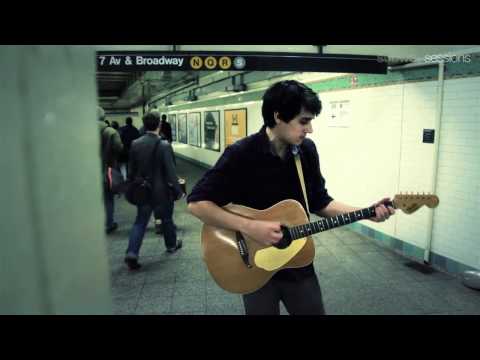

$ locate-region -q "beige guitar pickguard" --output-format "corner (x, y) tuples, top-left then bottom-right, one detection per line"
(254, 238), (307, 271)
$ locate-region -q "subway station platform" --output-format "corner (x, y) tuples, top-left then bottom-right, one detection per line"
(108, 158), (480, 315)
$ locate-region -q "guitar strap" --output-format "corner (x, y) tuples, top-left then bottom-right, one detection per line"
(294, 152), (310, 216)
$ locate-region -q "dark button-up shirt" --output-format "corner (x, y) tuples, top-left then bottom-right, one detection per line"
(188, 126), (334, 281)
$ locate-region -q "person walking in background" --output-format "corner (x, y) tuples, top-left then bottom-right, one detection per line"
(111, 121), (120, 132)
(119, 117), (140, 179)
(98, 106), (123, 234)
(124, 112), (184, 270)
(145, 110), (177, 234)
(160, 114), (173, 143)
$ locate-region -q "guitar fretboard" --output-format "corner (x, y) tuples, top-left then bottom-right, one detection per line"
(288, 206), (377, 240)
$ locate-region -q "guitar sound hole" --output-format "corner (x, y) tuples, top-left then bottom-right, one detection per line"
(275, 226), (293, 249)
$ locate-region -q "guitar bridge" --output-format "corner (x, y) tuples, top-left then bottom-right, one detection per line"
(236, 232), (252, 268)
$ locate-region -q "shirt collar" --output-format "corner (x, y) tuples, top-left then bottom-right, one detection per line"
(258, 125), (302, 158)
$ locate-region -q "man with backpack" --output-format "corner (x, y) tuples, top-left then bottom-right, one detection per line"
(98, 106), (124, 234)
(124, 112), (184, 270)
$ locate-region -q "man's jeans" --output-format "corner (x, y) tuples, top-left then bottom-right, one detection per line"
(103, 187), (115, 228)
(126, 200), (177, 258)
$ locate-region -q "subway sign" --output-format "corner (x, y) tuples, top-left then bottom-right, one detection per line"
(96, 51), (388, 74)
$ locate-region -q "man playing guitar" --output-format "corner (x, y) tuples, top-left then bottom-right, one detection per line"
(187, 80), (395, 315)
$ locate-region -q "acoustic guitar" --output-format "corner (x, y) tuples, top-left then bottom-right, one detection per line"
(201, 193), (439, 294)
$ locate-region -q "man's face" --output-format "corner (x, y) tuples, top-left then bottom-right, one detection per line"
(274, 108), (315, 145)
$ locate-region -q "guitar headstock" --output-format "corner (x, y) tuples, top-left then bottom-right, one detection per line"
(393, 193), (439, 214)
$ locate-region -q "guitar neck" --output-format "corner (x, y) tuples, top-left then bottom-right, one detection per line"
(288, 201), (394, 241)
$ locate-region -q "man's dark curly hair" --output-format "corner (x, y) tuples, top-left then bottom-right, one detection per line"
(262, 80), (322, 128)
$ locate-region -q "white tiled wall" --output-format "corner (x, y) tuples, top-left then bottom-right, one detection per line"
(315, 77), (480, 269)
(312, 85), (404, 239)
(395, 82), (439, 249)
(170, 75), (480, 270)
(432, 77), (480, 269)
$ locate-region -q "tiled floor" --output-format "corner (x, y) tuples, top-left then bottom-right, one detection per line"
(108, 158), (480, 315)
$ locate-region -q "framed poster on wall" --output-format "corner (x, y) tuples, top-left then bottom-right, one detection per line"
(327, 100), (351, 128)
(187, 112), (201, 147)
(224, 108), (247, 147)
(168, 114), (177, 142)
(203, 111), (220, 151)
(178, 113), (187, 144)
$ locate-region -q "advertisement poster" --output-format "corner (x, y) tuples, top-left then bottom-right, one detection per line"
(203, 111), (220, 151)
(224, 108), (247, 147)
(187, 112), (201, 147)
(178, 113), (187, 144)
(168, 114), (177, 142)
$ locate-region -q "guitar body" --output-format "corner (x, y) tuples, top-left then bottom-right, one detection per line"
(201, 199), (314, 294)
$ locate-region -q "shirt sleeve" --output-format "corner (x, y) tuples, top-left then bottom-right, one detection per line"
(187, 144), (240, 207)
(305, 141), (334, 213)
(160, 141), (182, 198)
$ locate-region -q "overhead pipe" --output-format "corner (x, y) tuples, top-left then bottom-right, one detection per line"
(152, 70), (301, 107)
(148, 71), (251, 107)
(147, 76), (199, 105)
(225, 73), (247, 92)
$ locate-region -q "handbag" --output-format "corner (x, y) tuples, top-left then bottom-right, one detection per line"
(125, 176), (153, 205)
(125, 139), (161, 206)
(106, 166), (126, 194)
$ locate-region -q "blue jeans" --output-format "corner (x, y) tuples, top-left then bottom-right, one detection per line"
(126, 200), (177, 258)
(103, 187), (115, 228)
